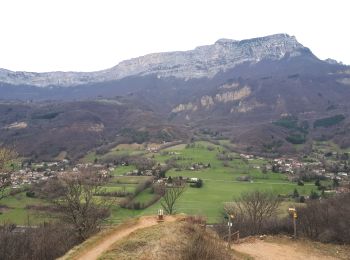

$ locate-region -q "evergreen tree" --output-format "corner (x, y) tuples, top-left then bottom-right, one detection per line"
(292, 188), (299, 198)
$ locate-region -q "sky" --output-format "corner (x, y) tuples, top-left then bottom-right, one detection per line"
(0, 0), (349, 72)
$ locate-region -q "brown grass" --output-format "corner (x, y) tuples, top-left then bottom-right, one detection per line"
(100, 220), (236, 260)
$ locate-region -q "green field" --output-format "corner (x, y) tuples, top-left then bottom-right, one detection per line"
(81, 144), (146, 163)
(0, 192), (51, 225)
(107, 141), (317, 223)
(1, 141), (321, 225)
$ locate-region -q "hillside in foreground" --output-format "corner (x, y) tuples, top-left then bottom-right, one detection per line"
(62, 215), (350, 260)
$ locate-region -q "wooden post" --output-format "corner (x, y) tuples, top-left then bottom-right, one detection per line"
(157, 209), (164, 222)
(293, 212), (297, 238)
(228, 215), (231, 248)
(288, 208), (297, 239)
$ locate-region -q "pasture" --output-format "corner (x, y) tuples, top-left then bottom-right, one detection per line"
(110, 141), (317, 223)
(0, 141), (320, 225)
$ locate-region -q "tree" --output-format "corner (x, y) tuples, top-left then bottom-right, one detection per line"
(315, 179), (321, 187)
(160, 183), (186, 214)
(48, 170), (110, 241)
(0, 147), (17, 200)
(292, 188), (299, 198)
(332, 178), (340, 188)
(261, 164), (268, 174)
(224, 191), (281, 234)
(297, 180), (304, 186)
(309, 190), (320, 200)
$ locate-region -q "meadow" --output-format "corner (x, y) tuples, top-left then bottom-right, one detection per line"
(108, 141), (317, 223)
(0, 141), (320, 225)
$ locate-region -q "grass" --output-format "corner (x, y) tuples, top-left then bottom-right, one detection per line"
(0, 192), (51, 225)
(110, 165), (137, 176)
(134, 141), (315, 223)
(132, 188), (155, 204)
(99, 220), (235, 260)
(63, 217), (141, 259)
(1, 140), (326, 225)
(101, 141), (320, 224)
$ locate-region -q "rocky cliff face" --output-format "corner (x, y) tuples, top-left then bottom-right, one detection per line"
(0, 34), (306, 87)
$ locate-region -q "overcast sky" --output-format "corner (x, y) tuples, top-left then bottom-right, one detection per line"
(0, 0), (349, 72)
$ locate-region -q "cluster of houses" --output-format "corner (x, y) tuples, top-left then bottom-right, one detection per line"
(271, 157), (350, 182)
(10, 160), (70, 188)
(272, 158), (304, 174)
(9, 161), (117, 188)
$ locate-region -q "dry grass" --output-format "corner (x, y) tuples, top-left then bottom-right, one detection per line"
(100, 220), (236, 260)
(60, 218), (140, 260)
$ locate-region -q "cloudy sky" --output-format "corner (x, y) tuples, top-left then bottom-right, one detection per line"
(0, 0), (349, 72)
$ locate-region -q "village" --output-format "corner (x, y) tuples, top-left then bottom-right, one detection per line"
(8, 143), (350, 194)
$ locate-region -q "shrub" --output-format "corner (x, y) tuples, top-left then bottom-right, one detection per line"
(296, 193), (350, 243)
(297, 180), (304, 186)
(26, 191), (36, 198)
(0, 223), (80, 260)
(190, 179), (203, 188)
(181, 223), (232, 260)
(309, 190), (320, 200)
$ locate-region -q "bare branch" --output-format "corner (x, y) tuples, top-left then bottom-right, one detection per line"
(161, 183), (186, 215)
(0, 147), (17, 200)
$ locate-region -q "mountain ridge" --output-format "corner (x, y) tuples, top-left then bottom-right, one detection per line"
(0, 33), (308, 87)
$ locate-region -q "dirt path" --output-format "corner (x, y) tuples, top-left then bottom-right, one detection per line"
(72, 216), (176, 260)
(232, 238), (338, 260)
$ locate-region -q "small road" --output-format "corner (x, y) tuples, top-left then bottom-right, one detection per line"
(232, 238), (338, 260)
(69, 216), (176, 260)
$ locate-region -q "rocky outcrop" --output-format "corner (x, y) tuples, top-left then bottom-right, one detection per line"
(215, 86), (251, 103)
(171, 102), (197, 113)
(231, 100), (264, 113)
(172, 85), (252, 113)
(200, 96), (214, 108)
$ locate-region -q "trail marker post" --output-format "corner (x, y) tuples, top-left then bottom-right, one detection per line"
(288, 207), (297, 238)
(157, 209), (164, 222)
(227, 214), (234, 247)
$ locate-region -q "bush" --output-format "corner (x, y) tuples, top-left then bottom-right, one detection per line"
(309, 190), (320, 200)
(0, 223), (80, 260)
(224, 191), (281, 235)
(190, 179), (203, 188)
(181, 223), (232, 260)
(26, 191), (36, 198)
(297, 180), (304, 186)
(296, 193), (350, 243)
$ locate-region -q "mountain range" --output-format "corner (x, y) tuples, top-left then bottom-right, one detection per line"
(1, 33), (350, 160)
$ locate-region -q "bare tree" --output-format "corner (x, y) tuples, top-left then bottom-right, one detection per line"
(161, 183), (186, 215)
(0, 147), (17, 200)
(49, 170), (110, 241)
(225, 191), (281, 234)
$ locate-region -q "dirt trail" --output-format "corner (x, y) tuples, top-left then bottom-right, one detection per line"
(72, 216), (176, 260)
(232, 238), (338, 260)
